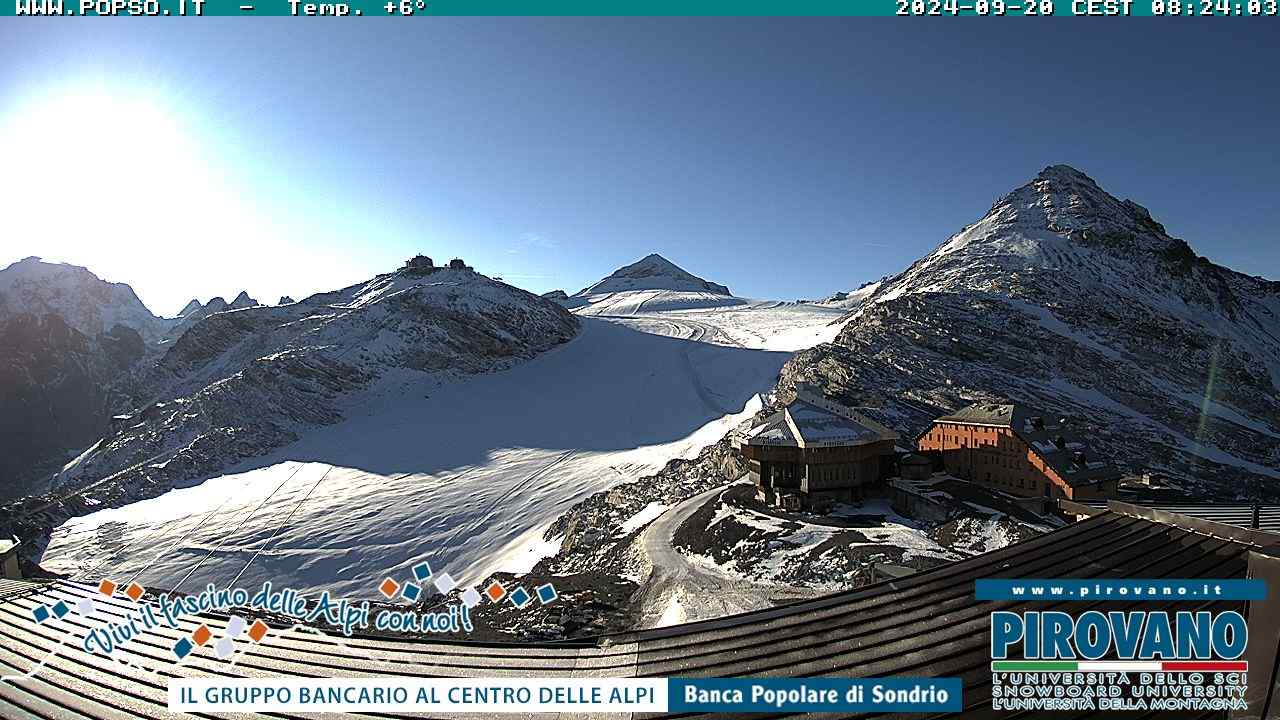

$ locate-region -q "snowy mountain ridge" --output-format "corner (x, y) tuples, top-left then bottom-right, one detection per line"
(0, 256), (169, 341)
(35, 266), (579, 514)
(788, 164), (1280, 497)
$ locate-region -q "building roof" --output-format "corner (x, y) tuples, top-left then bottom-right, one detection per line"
(742, 388), (898, 449)
(935, 402), (1025, 427)
(1064, 499), (1280, 534)
(932, 401), (1121, 488)
(0, 503), (1274, 718)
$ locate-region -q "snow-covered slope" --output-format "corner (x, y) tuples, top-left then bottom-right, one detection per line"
(33, 267), (577, 508)
(786, 165), (1280, 498)
(34, 299), (844, 598)
(570, 289), (748, 315)
(0, 256), (168, 340)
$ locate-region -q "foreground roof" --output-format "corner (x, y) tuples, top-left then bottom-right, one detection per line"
(1, 501), (1275, 718)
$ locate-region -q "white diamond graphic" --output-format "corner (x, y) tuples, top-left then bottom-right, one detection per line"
(215, 638), (235, 659)
(433, 573), (456, 594)
(76, 598), (96, 617)
(460, 587), (481, 608)
(226, 616), (246, 638)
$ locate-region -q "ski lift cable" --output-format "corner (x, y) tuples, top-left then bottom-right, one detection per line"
(166, 458), (308, 594)
(120, 492), (240, 586)
(223, 465), (334, 590)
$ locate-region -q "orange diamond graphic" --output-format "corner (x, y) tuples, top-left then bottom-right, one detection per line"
(484, 581), (506, 602)
(191, 624), (213, 646)
(377, 578), (400, 599)
(124, 583), (145, 602)
(247, 619), (269, 643)
(98, 579), (117, 597)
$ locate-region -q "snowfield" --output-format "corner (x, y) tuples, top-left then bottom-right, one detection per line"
(40, 298), (846, 598)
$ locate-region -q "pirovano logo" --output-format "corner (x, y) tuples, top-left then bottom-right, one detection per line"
(979, 579), (1262, 713)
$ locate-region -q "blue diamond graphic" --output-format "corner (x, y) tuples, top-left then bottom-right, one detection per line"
(402, 582), (421, 602)
(509, 587), (532, 609)
(52, 600), (70, 619)
(173, 638), (193, 659)
(412, 561), (432, 582)
(536, 583), (557, 605)
(32, 605), (51, 624)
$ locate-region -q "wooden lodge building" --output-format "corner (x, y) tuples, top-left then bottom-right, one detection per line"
(917, 402), (1120, 500)
(733, 387), (899, 511)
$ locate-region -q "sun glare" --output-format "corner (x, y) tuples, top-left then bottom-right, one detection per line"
(0, 88), (279, 314)
(2, 90), (208, 238)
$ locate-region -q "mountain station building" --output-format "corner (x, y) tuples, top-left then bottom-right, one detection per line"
(916, 402), (1121, 500)
(734, 387), (899, 511)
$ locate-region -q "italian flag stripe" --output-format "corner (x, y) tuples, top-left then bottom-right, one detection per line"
(992, 660), (1247, 672)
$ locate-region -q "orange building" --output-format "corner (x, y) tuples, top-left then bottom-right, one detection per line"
(917, 402), (1120, 500)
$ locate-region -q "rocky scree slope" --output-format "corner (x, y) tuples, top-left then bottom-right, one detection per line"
(787, 165), (1280, 498)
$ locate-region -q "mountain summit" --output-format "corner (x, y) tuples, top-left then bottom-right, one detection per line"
(577, 253), (732, 296)
(784, 166), (1280, 499)
(0, 256), (165, 339)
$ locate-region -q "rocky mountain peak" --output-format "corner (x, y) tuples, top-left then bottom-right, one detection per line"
(179, 299), (203, 317)
(1036, 163), (1096, 185)
(229, 291), (259, 309)
(576, 253), (731, 296)
(985, 164), (1171, 248)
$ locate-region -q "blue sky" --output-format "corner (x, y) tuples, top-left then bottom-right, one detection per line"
(1, 20), (1276, 314)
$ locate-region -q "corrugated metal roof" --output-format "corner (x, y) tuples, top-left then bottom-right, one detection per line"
(1066, 500), (1280, 534)
(0, 505), (1272, 718)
